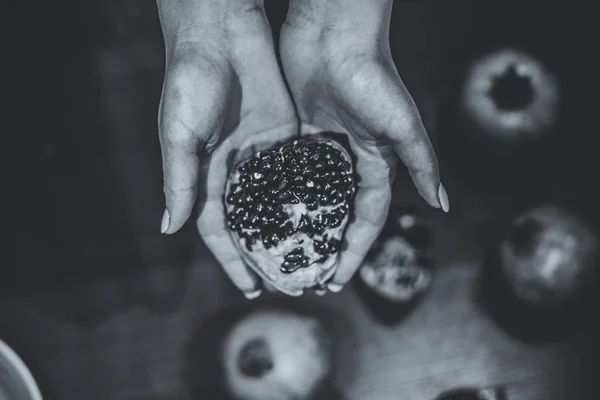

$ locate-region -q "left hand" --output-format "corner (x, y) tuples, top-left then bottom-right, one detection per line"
(156, 1), (298, 298)
(279, 0), (449, 292)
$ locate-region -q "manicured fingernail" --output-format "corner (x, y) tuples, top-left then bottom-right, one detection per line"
(327, 283), (343, 293)
(244, 289), (262, 300)
(438, 183), (450, 213)
(160, 209), (170, 234)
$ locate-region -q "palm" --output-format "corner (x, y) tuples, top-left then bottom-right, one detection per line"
(159, 26), (296, 294)
(194, 56), (297, 294)
(194, 61), (297, 246)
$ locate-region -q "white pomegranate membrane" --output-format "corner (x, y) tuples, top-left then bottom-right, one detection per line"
(225, 137), (355, 295)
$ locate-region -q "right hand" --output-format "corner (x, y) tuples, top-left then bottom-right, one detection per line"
(279, 0), (448, 292)
(156, 0), (297, 298)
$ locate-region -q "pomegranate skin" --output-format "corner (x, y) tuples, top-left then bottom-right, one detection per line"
(480, 204), (599, 343)
(436, 47), (564, 193)
(354, 204), (435, 325)
(224, 136), (356, 296)
(499, 205), (598, 309)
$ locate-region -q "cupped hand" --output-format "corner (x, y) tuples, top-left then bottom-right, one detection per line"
(280, 0), (449, 292)
(157, 1), (297, 297)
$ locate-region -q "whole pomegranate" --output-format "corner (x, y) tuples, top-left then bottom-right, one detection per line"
(499, 205), (598, 309)
(225, 137), (355, 296)
(221, 309), (333, 400)
(436, 48), (562, 192)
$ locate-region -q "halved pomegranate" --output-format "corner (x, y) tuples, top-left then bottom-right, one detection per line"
(461, 48), (559, 141)
(225, 136), (356, 296)
(221, 309), (333, 400)
(436, 47), (562, 192)
(354, 205), (435, 324)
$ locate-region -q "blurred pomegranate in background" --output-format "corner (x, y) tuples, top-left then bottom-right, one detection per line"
(461, 48), (559, 142)
(354, 204), (435, 325)
(221, 308), (337, 400)
(185, 299), (353, 400)
(436, 47), (565, 195)
(480, 204), (599, 342)
(499, 205), (598, 309)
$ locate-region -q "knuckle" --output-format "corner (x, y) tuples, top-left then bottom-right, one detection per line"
(391, 110), (423, 141)
(160, 118), (196, 149)
(226, 2), (264, 21)
(224, 262), (257, 291)
(197, 224), (227, 241)
(329, 53), (373, 88)
(163, 183), (195, 197)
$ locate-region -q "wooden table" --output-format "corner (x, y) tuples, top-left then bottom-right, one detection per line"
(1, 186), (598, 400)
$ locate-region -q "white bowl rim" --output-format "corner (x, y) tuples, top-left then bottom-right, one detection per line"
(0, 338), (43, 400)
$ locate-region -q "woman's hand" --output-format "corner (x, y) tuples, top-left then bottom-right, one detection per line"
(157, 0), (297, 298)
(280, 0), (449, 292)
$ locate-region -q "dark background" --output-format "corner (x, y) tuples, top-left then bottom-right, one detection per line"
(1, 1), (599, 399)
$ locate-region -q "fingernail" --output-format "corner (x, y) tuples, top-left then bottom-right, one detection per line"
(244, 289), (262, 300)
(315, 288), (327, 296)
(438, 183), (450, 213)
(327, 283), (343, 293)
(160, 209), (170, 234)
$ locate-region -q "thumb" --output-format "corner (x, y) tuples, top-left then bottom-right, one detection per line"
(158, 49), (232, 234)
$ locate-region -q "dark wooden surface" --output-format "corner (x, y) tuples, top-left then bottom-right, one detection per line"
(2, 1), (599, 399)
(1, 186), (598, 400)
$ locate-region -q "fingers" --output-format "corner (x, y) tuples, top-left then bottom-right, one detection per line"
(196, 143), (262, 298)
(368, 65), (449, 212)
(158, 49), (232, 234)
(159, 124), (204, 234)
(199, 210), (262, 298)
(329, 183), (392, 290)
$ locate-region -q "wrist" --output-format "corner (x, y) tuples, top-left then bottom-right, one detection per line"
(158, 0), (265, 47)
(285, 0), (392, 41)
